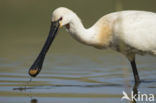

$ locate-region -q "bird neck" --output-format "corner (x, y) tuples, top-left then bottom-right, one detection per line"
(67, 13), (97, 46)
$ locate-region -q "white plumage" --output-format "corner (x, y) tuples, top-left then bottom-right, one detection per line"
(111, 11), (156, 54)
(50, 7), (156, 83)
(52, 8), (156, 56)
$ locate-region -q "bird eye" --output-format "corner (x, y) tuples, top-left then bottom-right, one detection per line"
(59, 17), (63, 21)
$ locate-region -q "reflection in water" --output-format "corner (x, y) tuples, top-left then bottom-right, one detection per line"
(13, 84), (123, 91)
(13, 81), (141, 103)
(31, 98), (38, 103)
(11, 78), (156, 103)
(26, 82), (140, 103)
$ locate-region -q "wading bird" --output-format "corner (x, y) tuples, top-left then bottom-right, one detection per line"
(29, 7), (156, 83)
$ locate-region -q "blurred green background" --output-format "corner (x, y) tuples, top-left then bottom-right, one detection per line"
(1, 0), (156, 61)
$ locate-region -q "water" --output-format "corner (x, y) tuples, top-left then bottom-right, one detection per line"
(0, 0), (156, 103)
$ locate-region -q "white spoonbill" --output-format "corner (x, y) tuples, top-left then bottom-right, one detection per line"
(29, 7), (156, 83)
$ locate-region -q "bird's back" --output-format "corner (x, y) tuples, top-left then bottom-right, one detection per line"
(103, 10), (156, 54)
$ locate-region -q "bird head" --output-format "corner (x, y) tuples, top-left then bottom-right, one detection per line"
(52, 7), (74, 28)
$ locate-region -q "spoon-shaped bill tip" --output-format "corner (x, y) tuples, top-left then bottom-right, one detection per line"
(29, 69), (39, 77)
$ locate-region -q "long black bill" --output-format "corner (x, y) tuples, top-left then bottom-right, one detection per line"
(28, 21), (60, 77)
